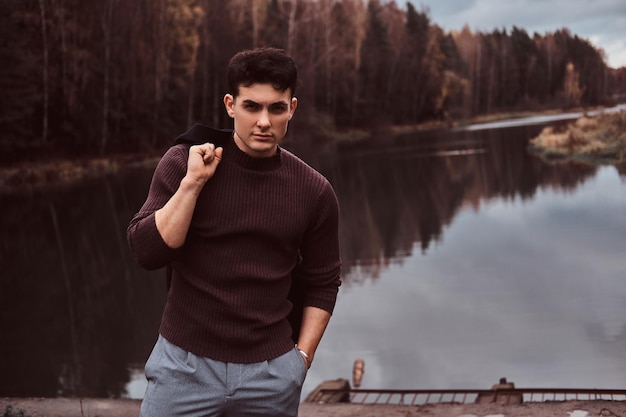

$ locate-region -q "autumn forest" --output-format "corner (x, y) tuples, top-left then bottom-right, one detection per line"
(2, 0), (626, 164)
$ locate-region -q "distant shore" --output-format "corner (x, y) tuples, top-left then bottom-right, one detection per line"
(2, 106), (624, 193)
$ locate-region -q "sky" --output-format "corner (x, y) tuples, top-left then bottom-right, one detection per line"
(413, 0), (626, 68)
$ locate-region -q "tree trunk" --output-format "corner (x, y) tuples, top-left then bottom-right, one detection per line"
(287, 0), (297, 54)
(38, 0), (49, 143)
(101, 0), (114, 154)
(187, 40), (199, 127)
(152, 0), (166, 146)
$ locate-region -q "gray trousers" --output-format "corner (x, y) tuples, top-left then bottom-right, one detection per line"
(139, 335), (307, 417)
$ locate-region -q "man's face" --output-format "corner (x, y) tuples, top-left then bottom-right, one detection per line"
(224, 83), (297, 158)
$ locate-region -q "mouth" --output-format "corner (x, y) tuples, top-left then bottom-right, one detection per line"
(253, 133), (273, 140)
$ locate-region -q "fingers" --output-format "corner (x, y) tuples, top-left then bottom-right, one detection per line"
(193, 143), (223, 165)
(185, 142), (223, 184)
(200, 143), (215, 163)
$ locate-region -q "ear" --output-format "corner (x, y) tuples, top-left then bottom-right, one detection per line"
(289, 97), (298, 120)
(224, 94), (235, 118)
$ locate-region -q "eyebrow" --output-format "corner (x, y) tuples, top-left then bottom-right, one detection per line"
(242, 99), (288, 107)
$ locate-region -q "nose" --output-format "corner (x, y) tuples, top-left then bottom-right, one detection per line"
(257, 109), (271, 129)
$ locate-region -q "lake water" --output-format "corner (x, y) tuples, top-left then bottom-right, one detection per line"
(1, 119), (625, 399)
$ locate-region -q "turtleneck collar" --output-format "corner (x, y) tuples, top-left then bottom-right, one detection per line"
(225, 134), (282, 172)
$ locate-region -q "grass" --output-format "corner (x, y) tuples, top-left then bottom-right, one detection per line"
(2, 406), (26, 417)
(529, 110), (626, 165)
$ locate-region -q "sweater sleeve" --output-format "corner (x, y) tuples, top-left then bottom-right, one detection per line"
(127, 146), (188, 270)
(295, 180), (342, 314)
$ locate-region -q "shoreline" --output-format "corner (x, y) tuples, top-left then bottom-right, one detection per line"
(529, 110), (626, 166)
(3, 397), (626, 417)
(1, 106), (623, 193)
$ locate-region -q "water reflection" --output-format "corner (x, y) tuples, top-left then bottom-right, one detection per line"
(306, 166), (626, 397)
(0, 170), (166, 397)
(0, 123), (623, 398)
(324, 125), (597, 281)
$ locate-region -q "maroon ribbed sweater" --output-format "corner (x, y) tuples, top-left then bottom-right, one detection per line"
(127, 135), (341, 363)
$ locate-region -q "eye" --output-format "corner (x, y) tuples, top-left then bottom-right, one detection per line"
(243, 102), (261, 111)
(269, 104), (288, 114)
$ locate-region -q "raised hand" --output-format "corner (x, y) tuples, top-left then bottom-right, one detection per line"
(186, 142), (224, 185)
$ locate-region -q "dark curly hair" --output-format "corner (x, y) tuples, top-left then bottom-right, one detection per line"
(227, 48), (298, 97)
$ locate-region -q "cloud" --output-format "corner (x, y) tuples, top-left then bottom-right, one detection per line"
(415, 0), (626, 67)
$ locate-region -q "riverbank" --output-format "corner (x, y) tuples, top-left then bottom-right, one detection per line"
(529, 110), (626, 165)
(3, 397), (626, 417)
(1, 106), (622, 193)
(0, 154), (161, 194)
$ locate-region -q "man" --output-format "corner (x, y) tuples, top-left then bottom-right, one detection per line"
(127, 47), (341, 417)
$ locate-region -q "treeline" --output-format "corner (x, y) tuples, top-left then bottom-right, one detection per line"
(2, 0), (626, 161)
